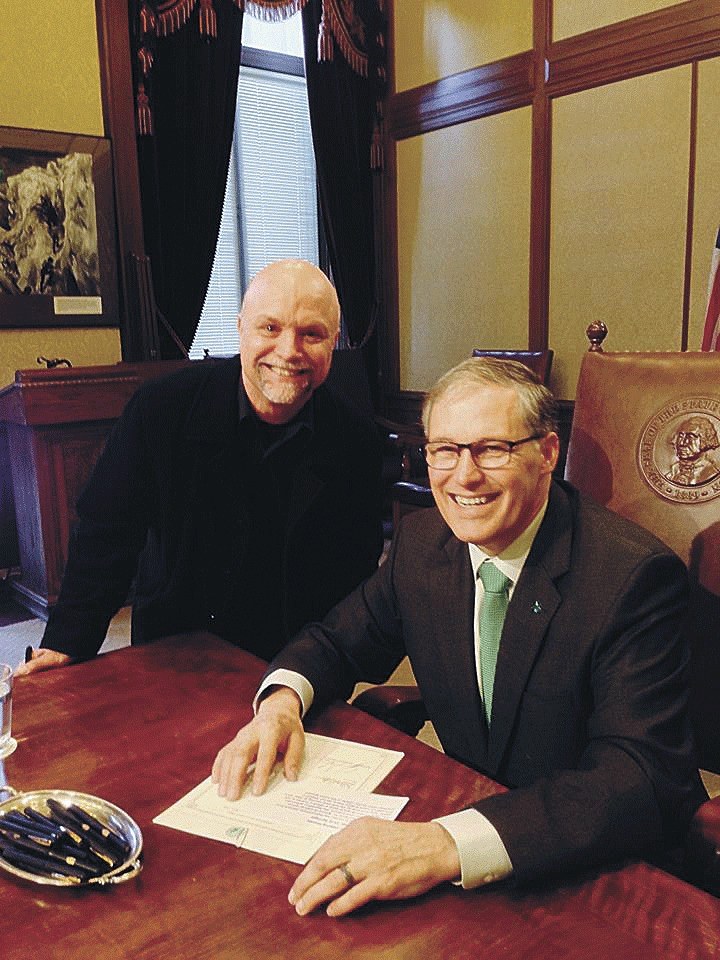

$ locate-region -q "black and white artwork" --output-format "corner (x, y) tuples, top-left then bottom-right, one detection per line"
(0, 147), (100, 297)
(0, 128), (118, 329)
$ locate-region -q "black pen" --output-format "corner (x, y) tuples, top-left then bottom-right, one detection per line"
(0, 821), (105, 871)
(0, 823), (54, 847)
(67, 804), (129, 855)
(48, 799), (127, 855)
(0, 835), (101, 878)
(45, 801), (118, 867)
(23, 807), (59, 833)
(0, 812), (58, 839)
(24, 645), (33, 664)
(0, 811), (111, 874)
(1, 845), (85, 882)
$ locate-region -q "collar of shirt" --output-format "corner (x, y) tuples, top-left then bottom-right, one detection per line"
(467, 499), (549, 598)
(237, 380), (315, 456)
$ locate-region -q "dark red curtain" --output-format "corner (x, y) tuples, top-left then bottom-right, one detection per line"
(132, 0), (244, 358)
(301, 0), (385, 354)
(130, 0), (384, 366)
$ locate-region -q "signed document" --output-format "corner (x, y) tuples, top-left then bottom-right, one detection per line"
(153, 734), (408, 864)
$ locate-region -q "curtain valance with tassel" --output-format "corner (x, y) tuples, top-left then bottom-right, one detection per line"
(131, 0), (386, 359)
(134, 0), (386, 137)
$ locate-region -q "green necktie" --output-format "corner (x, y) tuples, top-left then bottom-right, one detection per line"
(478, 561), (511, 725)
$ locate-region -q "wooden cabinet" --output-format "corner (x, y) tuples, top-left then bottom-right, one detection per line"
(0, 362), (188, 618)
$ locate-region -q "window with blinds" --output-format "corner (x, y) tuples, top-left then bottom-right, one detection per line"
(190, 16), (319, 359)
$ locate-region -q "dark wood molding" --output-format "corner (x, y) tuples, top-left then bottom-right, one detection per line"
(547, 0), (720, 96)
(528, 0), (553, 350)
(386, 51), (535, 140)
(682, 60), (699, 353)
(94, 0), (147, 360)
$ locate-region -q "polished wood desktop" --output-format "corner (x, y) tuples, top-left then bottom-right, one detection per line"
(2, 633), (719, 960)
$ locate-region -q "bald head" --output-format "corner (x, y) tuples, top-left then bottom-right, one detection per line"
(240, 260), (340, 333)
(238, 259), (339, 424)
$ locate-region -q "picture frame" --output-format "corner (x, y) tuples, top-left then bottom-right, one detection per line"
(0, 126), (119, 328)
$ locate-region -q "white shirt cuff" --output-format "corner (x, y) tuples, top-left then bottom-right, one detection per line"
(434, 808), (513, 888)
(254, 669), (314, 717)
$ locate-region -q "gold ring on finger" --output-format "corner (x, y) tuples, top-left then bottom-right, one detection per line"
(338, 862), (356, 886)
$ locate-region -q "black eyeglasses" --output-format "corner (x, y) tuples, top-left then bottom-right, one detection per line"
(424, 434), (544, 470)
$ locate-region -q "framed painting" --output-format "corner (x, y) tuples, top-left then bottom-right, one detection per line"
(0, 126), (119, 328)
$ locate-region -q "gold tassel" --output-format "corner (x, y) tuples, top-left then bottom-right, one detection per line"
(318, 2), (334, 62)
(242, 1), (309, 23)
(199, 0), (217, 37)
(137, 45), (154, 77)
(139, 1), (157, 34)
(323, 0), (366, 76)
(157, 0), (195, 37)
(136, 83), (153, 136)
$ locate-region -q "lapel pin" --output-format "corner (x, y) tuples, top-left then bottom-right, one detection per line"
(532, 601), (542, 614)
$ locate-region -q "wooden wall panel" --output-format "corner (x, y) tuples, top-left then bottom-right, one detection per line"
(554, 0), (685, 41)
(361, 2), (720, 411)
(394, 0), (532, 93)
(688, 56), (720, 350)
(548, 2), (720, 94)
(549, 66), (692, 398)
(397, 108), (532, 391)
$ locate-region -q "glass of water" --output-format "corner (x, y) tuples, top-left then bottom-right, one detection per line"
(0, 664), (14, 759)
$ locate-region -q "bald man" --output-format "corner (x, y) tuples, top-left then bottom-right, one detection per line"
(19, 260), (383, 674)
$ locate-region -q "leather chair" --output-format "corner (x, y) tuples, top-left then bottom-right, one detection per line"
(356, 330), (720, 893)
(563, 329), (720, 892)
(565, 338), (720, 775)
(386, 350), (554, 530)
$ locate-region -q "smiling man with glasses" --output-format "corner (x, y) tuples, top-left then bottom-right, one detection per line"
(212, 356), (705, 917)
(419, 361), (558, 556)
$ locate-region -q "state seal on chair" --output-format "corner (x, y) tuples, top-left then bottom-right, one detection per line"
(637, 398), (720, 503)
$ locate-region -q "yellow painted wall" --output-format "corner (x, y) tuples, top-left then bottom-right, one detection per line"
(398, 108), (532, 390)
(0, 0), (120, 389)
(1, 329), (123, 384)
(554, 0), (681, 41)
(689, 56), (720, 351)
(394, 0), (532, 93)
(0, 0), (104, 135)
(393, 1), (707, 401)
(549, 67), (691, 398)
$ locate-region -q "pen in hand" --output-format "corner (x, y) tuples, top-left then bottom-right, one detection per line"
(24, 646), (33, 665)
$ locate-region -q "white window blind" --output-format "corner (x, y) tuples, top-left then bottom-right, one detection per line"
(237, 68), (318, 281)
(190, 63), (318, 359)
(191, 145), (243, 357)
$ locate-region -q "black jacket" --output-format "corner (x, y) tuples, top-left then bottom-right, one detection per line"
(41, 357), (383, 661)
(269, 480), (706, 880)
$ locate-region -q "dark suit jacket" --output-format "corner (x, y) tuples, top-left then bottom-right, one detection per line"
(269, 479), (706, 882)
(41, 356), (383, 661)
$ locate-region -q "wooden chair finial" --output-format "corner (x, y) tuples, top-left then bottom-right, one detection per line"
(586, 321), (608, 352)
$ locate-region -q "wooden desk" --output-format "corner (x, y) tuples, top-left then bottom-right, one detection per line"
(2, 634), (719, 960)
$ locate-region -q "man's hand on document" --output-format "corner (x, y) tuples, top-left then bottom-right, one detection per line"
(211, 687), (304, 800)
(288, 817), (461, 917)
(211, 686), (461, 916)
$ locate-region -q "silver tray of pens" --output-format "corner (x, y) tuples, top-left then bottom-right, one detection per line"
(0, 787), (143, 886)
